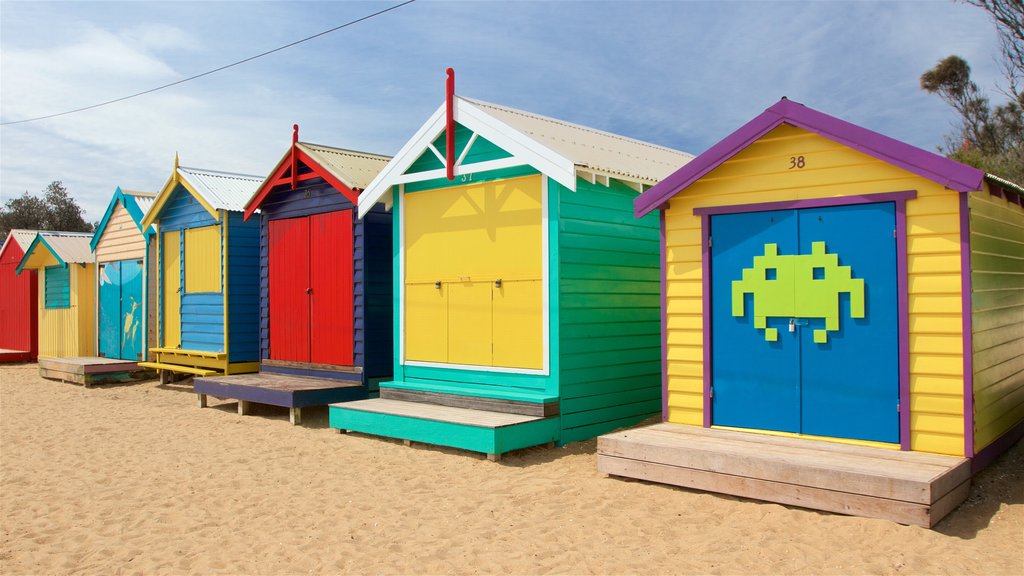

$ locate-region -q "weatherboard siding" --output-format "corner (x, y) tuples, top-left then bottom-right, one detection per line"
(662, 124), (965, 455)
(969, 190), (1024, 452)
(557, 177), (662, 443)
(94, 202), (145, 262)
(227, 211), (260, 363)
(361, 208), (394, 378)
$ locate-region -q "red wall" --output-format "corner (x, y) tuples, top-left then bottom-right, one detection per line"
(0, 240), (38, 359)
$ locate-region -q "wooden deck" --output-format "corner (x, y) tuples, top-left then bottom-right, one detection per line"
(329, 398), (560, 460)
(194, 372), (366, 425)
(0, 348), (32, 363)
(38, 357), (156, 386)
(597, 423), (972, 527)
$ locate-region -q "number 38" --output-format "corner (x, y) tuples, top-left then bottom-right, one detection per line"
(789, 156), (805, 169)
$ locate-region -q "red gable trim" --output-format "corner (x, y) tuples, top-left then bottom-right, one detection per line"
(244, 145), (360, 221)
(634, 98), (986, 218)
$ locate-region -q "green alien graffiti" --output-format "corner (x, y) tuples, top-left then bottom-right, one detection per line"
(732, 242), (865, 344)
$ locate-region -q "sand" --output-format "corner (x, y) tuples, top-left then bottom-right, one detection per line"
(1, 363), (1022, 576)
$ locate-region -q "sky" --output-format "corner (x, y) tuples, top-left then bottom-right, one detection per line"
(0, 0), (1009, 224)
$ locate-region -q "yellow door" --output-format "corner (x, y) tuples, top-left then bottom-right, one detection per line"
(447, 281), (492, 366)
(162, 230), (181, 348)
(405, 282), (447, 362)
(404, 174), (544, 369)
(492, 279), (543, 369)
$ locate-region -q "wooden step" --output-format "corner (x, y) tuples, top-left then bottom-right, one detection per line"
(137, 361), (220, 377)
(597, 423), (971, 527)
(149, 347), (226, 360)
(380, 387), (558, 417)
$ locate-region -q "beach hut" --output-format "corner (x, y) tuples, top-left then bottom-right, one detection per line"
(597, 98), (1024, 526)
(137, 158), (263, 378)
(328, 73), (693, 459)
(0, 229), (40, 362)
(15, 232), (96, 359)
(191, 128), (393, 424)
(91, 188), (157, 361)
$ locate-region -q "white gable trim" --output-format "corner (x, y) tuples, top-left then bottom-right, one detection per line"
(357, 96), (576, 218)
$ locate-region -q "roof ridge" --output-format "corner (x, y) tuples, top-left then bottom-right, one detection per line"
(297, 141), (391, 160)
(39, 231), (93, 237)
(461, 96), (692, 158)
(178, 165), (263, 180)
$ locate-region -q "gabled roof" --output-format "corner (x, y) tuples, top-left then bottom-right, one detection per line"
(16, 231), (94, 274)
(90, 188), (157, 252)
(357, 95), (693, 217)
(244, 133), (390, 220)
(0, 229), (40, 263)
(635, 98), (987, 217)
(142, 156), (263, 228)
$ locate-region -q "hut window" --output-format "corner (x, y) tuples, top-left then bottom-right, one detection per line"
(184, 225), (222, 293)
(44, 265), (70, 309)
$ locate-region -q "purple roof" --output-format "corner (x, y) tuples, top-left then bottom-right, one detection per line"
(634, 98), (986, 217)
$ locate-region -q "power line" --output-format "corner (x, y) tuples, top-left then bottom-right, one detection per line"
(1, 0), (417, 126)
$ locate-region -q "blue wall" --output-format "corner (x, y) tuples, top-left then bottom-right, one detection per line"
(227, 211), (260, 363)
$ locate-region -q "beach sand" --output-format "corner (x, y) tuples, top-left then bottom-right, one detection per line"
(1, 362), (1022, 575)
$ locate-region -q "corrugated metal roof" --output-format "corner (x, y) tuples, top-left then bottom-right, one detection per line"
(38, 232), (94, 263)
(178, 166), (263, 212)
(297, 142), (391, 190)
(462, 97), (694, 183)
(9, 229), (39, 251)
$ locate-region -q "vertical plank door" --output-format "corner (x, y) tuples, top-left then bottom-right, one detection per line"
(309, 210), (354, 366)
(269, 217), (311, 362)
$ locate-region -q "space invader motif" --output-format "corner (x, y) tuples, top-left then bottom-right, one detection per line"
(732, 242), (865, 343)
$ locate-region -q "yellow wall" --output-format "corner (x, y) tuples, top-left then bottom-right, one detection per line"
(37, 257), (95, 358)
(663, 124), (965, 455)
(94, 202), (146, 262)
(404, 174), (544, 369)
(969, 188), (1024, 452)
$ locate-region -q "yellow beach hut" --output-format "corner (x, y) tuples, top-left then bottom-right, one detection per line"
(597, 98), (1024, 527)
(16, 232), (96, 358)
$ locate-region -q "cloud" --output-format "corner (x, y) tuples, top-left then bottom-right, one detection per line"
(0, 0), (1008, 223)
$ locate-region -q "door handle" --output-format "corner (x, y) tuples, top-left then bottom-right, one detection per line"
(306, 287), (313, 295)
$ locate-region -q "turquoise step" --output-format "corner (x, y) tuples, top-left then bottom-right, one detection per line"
(329, 399), (560, 458)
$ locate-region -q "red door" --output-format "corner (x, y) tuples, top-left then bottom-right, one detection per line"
(268, 211), (353, 365)
(310, 210), (353, 365)
(269, 217), (311, 362)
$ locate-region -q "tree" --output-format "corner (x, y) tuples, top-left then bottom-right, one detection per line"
(963, 0), (1023, 95)
(0, 181), (94, 240)
(920, 1), (1024, 184)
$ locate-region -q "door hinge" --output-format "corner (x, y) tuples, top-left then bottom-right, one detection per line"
(708, 236), (712, 248)
(893, 228), (897, 238)
(896, 402), (901, 413)
(709, 386), (714, 399)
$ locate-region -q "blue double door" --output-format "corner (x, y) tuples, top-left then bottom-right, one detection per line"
(710, 202), (899, 443)
(99, 259), (144, 360)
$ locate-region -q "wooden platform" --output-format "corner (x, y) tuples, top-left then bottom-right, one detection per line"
(597, 423), (972, 527)
(0, 348), (32, 363)
(194, 372), (367, 425)
(38, 357), (157, 386)
(328, 398), (560, 460)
